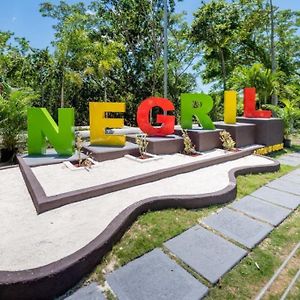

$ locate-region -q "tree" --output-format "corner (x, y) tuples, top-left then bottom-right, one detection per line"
(191, 0), (240, 91)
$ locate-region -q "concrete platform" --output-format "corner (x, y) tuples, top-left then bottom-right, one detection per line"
(82, 141), (139, 162)
(164, 226), (247, 284)
(106, 249), (208, 300)
(214, 121), (256, 148)
(237, 117), (283, 146)
(174, 127), (223, 152)
(21, 149), (87, 167)
(126, 134), (184, 154)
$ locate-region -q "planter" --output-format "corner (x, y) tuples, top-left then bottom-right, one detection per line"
(0, 148), (16, 162)
(124, 152), (161, 163)
(63, 158), (99, 171)
(283, 138), (292, 148)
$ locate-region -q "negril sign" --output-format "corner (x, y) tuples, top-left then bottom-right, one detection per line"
(27, 87), (272, 156)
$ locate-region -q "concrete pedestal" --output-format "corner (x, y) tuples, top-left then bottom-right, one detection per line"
(82, 142), (139, 162)
(126, 134), (184, 154)
(214, 121), (256, 148)
(237, 117), (283, 146)
(174, 128), (223, 152)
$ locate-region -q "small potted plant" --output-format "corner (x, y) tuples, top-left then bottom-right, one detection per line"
(219, 130), (237, 152)
(0, 88), (38, 162)
(136, 134), (149, 159)
(64, 133), (96, 170)
(267, 99), (300, 148)
(181, 129), (199, 156)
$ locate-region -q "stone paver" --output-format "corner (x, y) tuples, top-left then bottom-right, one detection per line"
(203, 208), (273, 249)
(230, 196), (291, 226)
(267, 178), (300, 196)
(280, 173), (300, 184)
(288, 152), (300, 158)
(65, 283), (105, 300)
(289, 168), (300, 176)
(106, 249), (208, 300)
(278, 154), (300, 166)
(251, 186), (300, 210)
(164, 225), (247, 284)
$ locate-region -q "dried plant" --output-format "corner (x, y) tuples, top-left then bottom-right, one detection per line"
(136, 134), (148, 158)
(75, 133), (84, 166)
(219, 130), (236, 151)
(181, 129), (196, 155)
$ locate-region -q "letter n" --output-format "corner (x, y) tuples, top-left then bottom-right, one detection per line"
(27, 108), (74, 156)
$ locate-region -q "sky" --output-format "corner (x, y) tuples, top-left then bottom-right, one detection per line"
(0, 0), (299, 91)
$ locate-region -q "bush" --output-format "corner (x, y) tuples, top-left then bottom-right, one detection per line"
(0, 88), (38, 152)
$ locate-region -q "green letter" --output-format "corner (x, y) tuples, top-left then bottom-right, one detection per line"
(27, 108), (74, 156)
(180, 93), (215, 129)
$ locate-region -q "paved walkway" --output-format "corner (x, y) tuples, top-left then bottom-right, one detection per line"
(66, 153), (300, 300)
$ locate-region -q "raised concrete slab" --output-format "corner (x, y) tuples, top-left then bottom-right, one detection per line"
(21, 149), (87, 167)
(203, 208), (273, 249)
(65, 283), (105, 300)
(82, 141), (139, 162)
(236, 117), (283, 146)
(106, 249), (208, 300)
(174, 127), (223, 152)
(126, 134), (184, 155)
(251, 186), (300, 210)
(164, 225), (247, 284)
(230, 196), (291, 226)
(214, 121), (256, 148)
(267, 178), (300, 196)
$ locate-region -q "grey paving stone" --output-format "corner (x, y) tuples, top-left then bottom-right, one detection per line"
(203, 208), (273, 249)
(280, 173), (300, 184)
(289, 169), (300, 176)
(164, 225), (247, 284)
(106, 249), (208, 300)
(267, 178), (300, 196)
(230, 196), (291, 226)
(288, 152), (300, 158)
(65, 283), (105, 300)
(278, 157), (300, 167)
(251, 186), (300, 210)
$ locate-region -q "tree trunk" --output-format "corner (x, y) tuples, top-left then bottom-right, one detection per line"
(270, 0), (278, 105)
(60, 73), (65, 108)
(219, 48), (227, 91)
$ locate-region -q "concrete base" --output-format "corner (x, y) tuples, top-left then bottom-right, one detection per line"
(214, 122), (256, 148)
(21, 150), (88, 167)
(174, 127), (223, 152)
(126, 134), (184, 154)
(237, 117), (283, 146)
(82, 142), (139, 162)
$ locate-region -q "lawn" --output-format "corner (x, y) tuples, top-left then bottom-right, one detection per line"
(83, 152), (298, 299)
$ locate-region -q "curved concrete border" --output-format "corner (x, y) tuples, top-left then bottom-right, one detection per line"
(18, 148), (256, 214)
(0, 156), (279, 300)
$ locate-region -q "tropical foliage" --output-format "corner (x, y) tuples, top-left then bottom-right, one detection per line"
(0, 0), (299, 130)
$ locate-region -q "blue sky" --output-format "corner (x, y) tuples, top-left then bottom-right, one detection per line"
(0, 0), (299, 91)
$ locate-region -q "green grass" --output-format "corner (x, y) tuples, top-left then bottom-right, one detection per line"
(84, 144), (299, 299)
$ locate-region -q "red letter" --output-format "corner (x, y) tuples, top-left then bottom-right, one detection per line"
(137, 97), (175, 136)
(244, 87), (272, 118)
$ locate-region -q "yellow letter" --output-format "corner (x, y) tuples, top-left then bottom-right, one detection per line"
(89, 102), (125, 146)
(224, 91), (237, 124)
